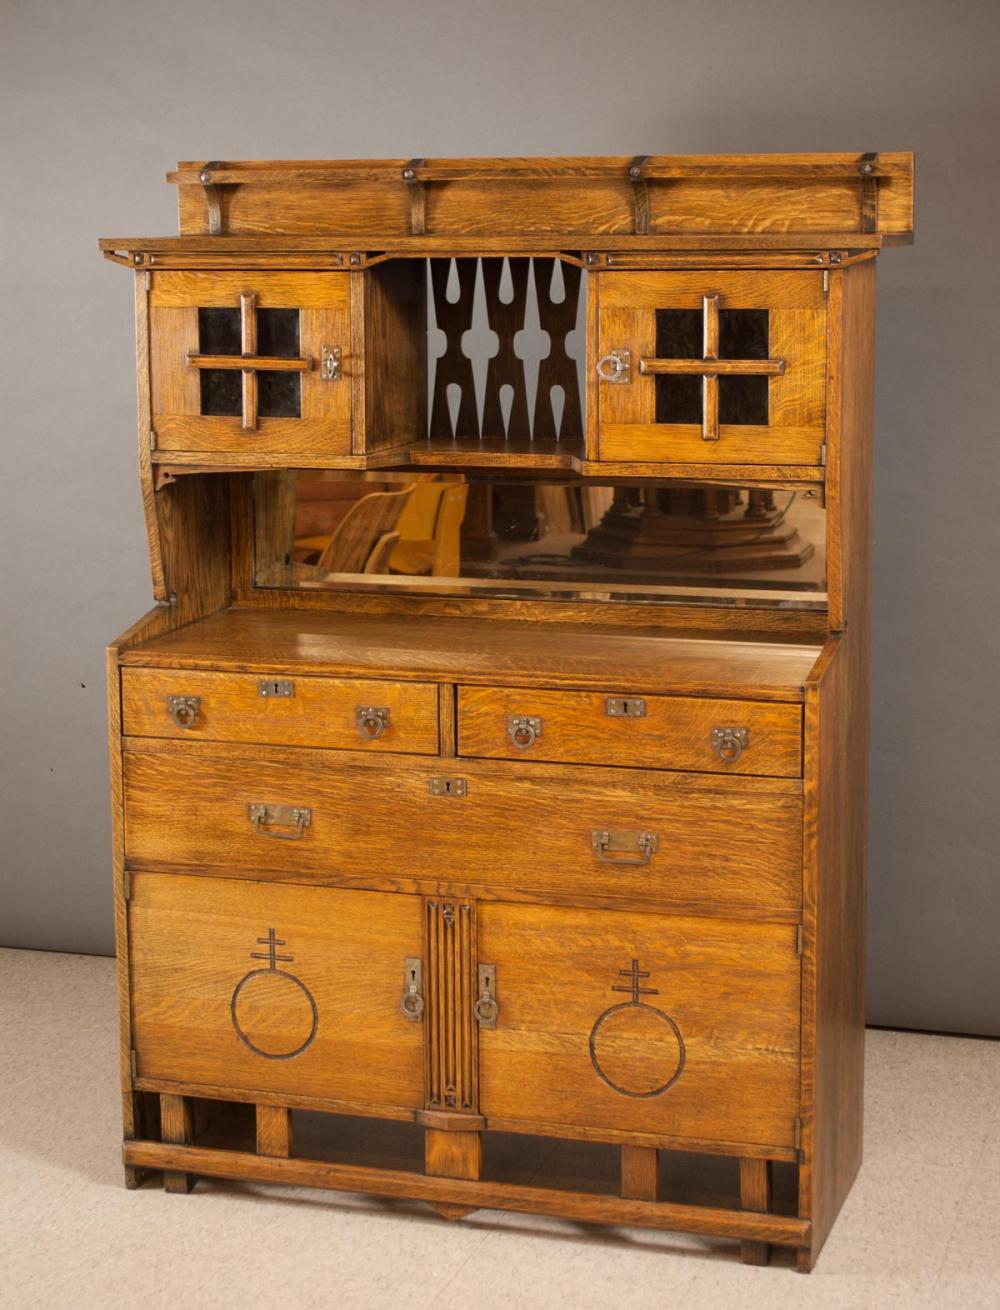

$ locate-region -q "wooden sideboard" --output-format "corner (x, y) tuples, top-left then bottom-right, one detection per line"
(100, 152), (913, 1270)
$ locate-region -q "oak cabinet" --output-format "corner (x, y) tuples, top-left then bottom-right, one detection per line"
(102, 150), (913, 1269)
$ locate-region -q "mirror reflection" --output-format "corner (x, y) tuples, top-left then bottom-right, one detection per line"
(254, 471), (827, 608)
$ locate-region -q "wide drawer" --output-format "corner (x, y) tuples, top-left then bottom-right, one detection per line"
(124, 748), (802, 915)
(121, 668), (440, 754)
(458, 685), (801, 777)
(479, 902), (800, 1148)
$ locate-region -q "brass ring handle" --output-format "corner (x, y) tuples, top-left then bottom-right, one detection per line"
(507, 715), (542, 750)
(247, 803), (312, 841)
(356, 706), (390, 740)
(474, 995), (499, 1025)
(710, 727), (749, 763)
(474, 964), (498, 1028)
(166, 695), (201, 729)
(591, 829), (659, 866)
(400, 957), (424, 1022)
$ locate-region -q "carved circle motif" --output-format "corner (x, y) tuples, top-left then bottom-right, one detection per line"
(588, 1001), (685, 1098)
(230, 928), (318, 1060)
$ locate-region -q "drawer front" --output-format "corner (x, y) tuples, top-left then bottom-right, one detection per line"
(458, 685), (802, 777)
(149, 271), (351, 456)
(124, 751), (802, 915)
(595, 270), (827, 465)
(129, 872), (424, 1109)
(477, 902), (800, 1148)
(122, 668), (440, 754)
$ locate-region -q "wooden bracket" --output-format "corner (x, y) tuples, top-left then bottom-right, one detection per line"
(859, 152), (879, 233)
(403, 158), (427, 236)
(628, 155), (652, 235)
(198, 160), (226, 235)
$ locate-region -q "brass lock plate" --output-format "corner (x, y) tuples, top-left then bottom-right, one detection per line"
(606, 696), (646, 718)
(259, 679), (294, 698)
(321, 345), (342, 380)
(428, 777), (467, 797)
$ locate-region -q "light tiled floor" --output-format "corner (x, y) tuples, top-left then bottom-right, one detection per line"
(1, 947), (998, 1309)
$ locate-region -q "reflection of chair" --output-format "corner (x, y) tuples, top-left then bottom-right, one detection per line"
(390, 484), (469, 576)
(315, 485), (414, 573)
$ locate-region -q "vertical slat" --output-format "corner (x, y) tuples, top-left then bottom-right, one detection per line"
(532, 258), (584, 442)
(621, 1145), (659, 1200)
(240, 291), (258, 431)
(256, 1105), (292, 1158)
(481, 257), (530, 439)
(160, 1093), (195, 1194)
(428, 259), (479, 439)
(702, 292), (720, 440)
(740, 1157), (773, 1265)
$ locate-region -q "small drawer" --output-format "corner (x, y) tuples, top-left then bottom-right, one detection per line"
(458, 686), (801, 777)
(124, 750), (802, 916)
(121, 668), (440, 754)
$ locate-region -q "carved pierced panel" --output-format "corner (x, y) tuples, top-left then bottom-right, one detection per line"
(424, 898), (478, 1112)
(427, 257), (584, 444)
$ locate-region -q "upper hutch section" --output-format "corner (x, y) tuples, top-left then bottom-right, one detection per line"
(100, 152), (912, 482)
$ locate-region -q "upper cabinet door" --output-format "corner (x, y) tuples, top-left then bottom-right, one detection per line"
(148, 271), (351, 457)
(594, 271), (827, 467)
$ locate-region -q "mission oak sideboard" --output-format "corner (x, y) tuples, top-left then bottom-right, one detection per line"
(99, 152), (913, 1270)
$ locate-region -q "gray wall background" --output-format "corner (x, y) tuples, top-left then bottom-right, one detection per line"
(2, 0), (998, 1035)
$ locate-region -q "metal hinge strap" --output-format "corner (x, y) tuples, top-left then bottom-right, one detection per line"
(123, 870), (131, 902)
(796, 924), (804, 956)
(130, 1049), (138, 1080)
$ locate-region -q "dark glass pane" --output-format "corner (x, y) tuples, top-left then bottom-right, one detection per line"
(200, 369), (241, 416)
(257, 309), (300, 358)
(654, 376), (703, 424)
(198, 307), (241, 355)
(259, 372), (301, 418)
(719, 309), (768, 360)
(719, 375), (769, 424)
(655, 308), (702, 359)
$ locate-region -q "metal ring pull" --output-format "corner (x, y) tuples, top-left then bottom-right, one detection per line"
(710, 727), (749, 763)
(595, 349), (631, 384)
(166, 695), (201, 729)
(247, 803), (312, 841)
(474, 964), (498, 1028)
(507, 715), (542, 750)
(400, 957), (424, 1022)
(356, 706), (390, 740)
(591, 829), (659, 867)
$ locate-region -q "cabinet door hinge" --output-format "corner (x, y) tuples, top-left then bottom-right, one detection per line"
(122, 870), (131, 902)
(822, 269), (830, 293)
(795, 1115), (803, 1153)
(796, 924), (804, 956)
(144, 269), (152, 291)
(819, 442), (827, 467)
(130, 1049), (138, 1081)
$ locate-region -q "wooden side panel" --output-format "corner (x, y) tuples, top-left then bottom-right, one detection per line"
(477, 902), (801, 1148)
(130, 873), (425, 1112)
(364, 260), (427, 451)
(457, 686), (803, 777)
(121, 668), (440, 754)
(798, 256), (875, 1273)
(123, 747), (803, 916)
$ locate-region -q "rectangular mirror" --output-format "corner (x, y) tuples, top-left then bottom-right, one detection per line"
(253, 471), (827, 610)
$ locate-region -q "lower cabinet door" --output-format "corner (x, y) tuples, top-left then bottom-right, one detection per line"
(129, 873), (425, 1112)
(477, 903), (801, 1151)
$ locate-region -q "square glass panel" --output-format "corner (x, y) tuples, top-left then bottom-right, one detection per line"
(199, 370), (242, 416)
(198, 307), (242, 416)
(654, 308), (703, 425)
(198, 307), (241, 356)
(257, 309), (300, 359)
(259, 372), (301, 418)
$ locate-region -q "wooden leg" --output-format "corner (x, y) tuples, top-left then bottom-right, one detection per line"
(256, 1105), (292, 1158)
(621, 1145), (659, 1201)
(159, 1093), (195, 1194)
(739, 1158), (773, 1265)
(425, 1127), (481, 1220)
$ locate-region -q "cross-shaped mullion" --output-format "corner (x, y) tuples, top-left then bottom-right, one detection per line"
(640, 294), (786, 440)
(186, 293), (309, 430)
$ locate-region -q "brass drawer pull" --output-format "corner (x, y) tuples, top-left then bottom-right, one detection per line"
(507, 715), (542, 749)
(606, 696), (646, 718)
(247, 803), (312, 840)
(165, 695), (201, 729)
(400, 957), (424, 1022)
(711, 726), (749, 762)
(591, 829), (659, 866)
(356, 706), (390, 740)
(474, 964), (498, 1028)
